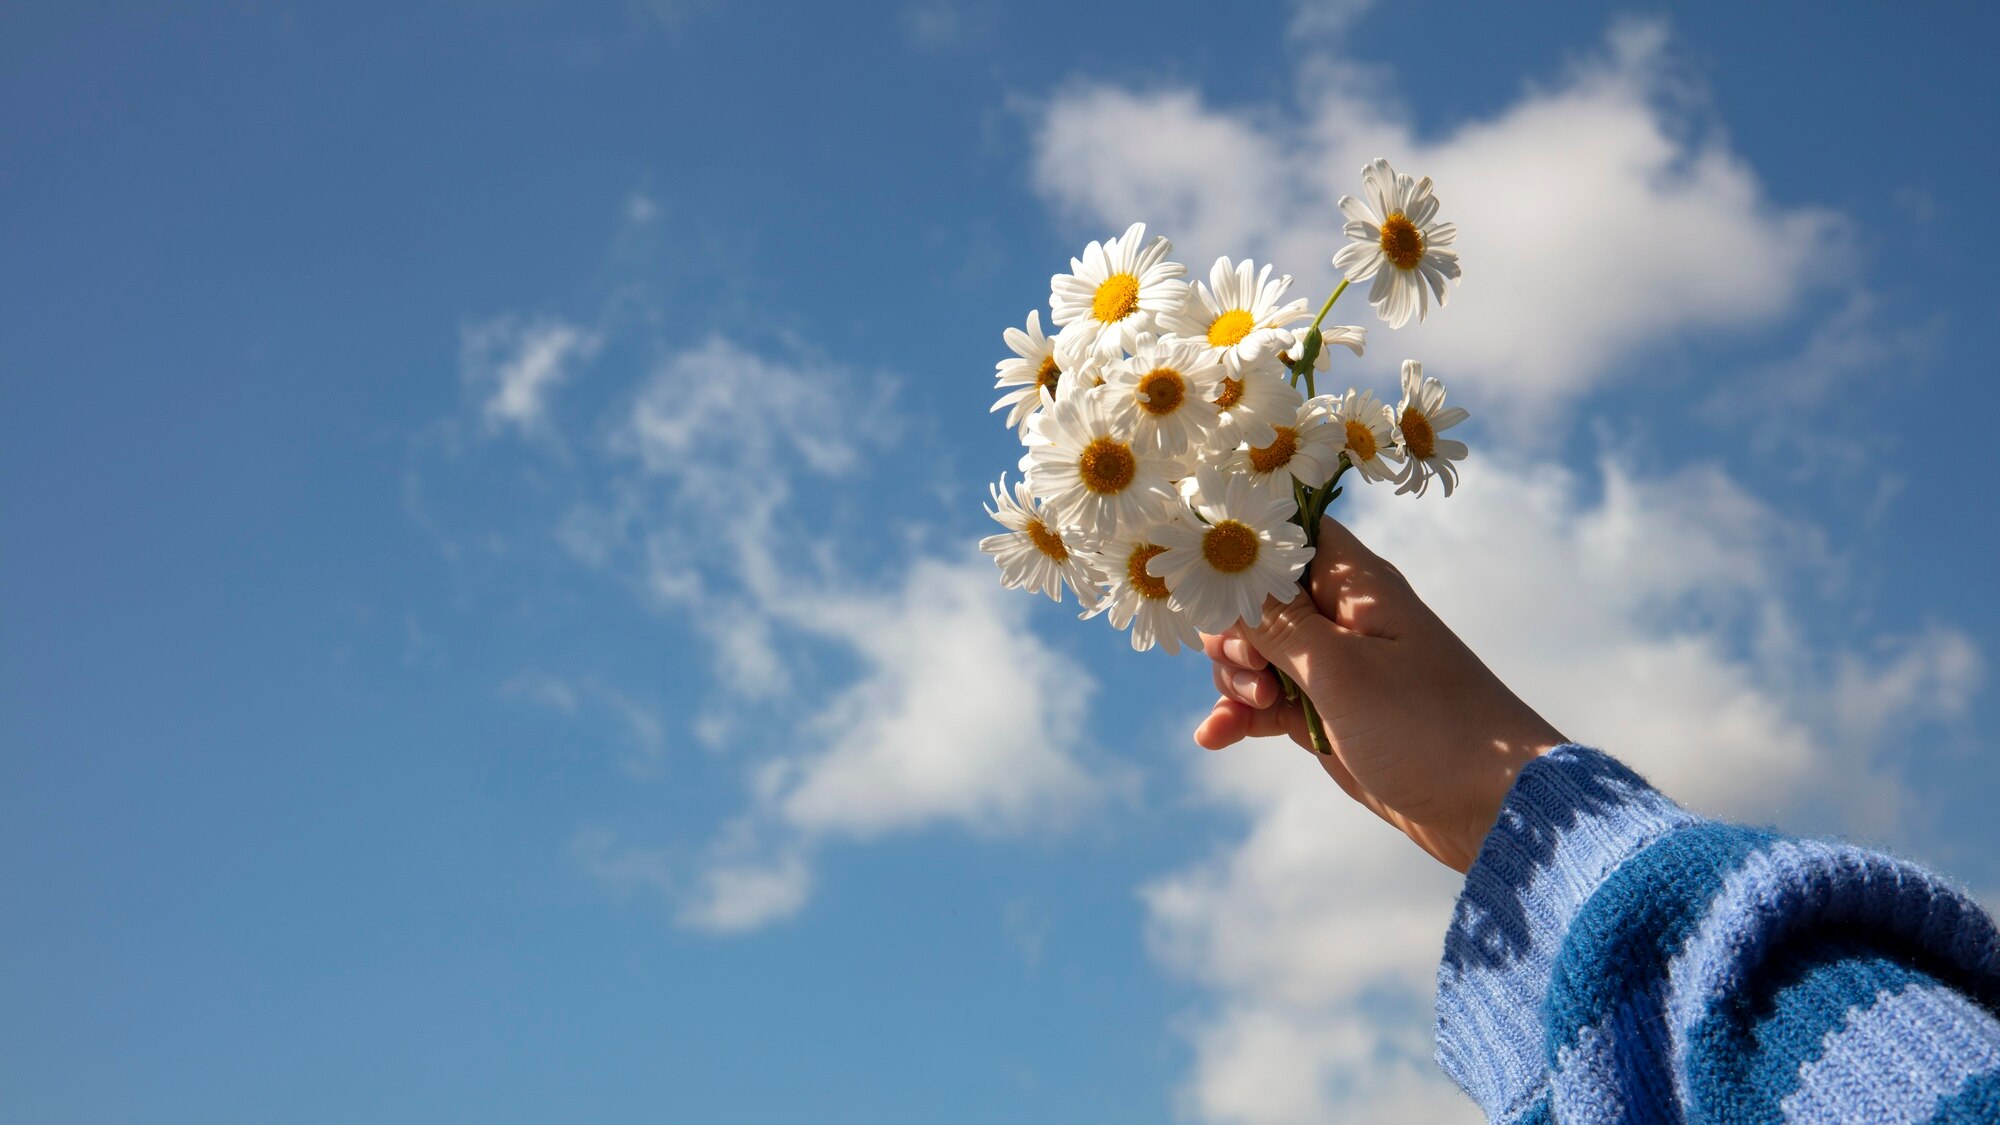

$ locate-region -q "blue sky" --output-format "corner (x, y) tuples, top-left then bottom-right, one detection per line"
(4, 2), (1998, 1121)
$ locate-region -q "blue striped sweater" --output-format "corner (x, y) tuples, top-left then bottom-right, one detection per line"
(1435, 745), (2000, 1123)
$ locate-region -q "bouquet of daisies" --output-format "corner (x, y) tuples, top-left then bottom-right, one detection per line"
(980, 159), (1469, 753)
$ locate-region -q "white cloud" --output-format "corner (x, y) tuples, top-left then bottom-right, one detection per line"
(769, 556), (1098, 838)
(645, 550), (1101, 930)
(678, 847), (813, 934)
(1828, 628), (1983, 751)
(462, 316), (601, 437)
(574, 822), (812, 936)
(1146, 740), (1471, 1123)
(1031, 19), (1849, 429)
(606, 336), (888, 700)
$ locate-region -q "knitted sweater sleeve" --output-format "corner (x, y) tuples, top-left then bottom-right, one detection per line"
(1433, 745), (2000, 1124)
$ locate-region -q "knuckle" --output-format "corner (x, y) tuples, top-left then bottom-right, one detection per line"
(1255, 597), (1319, 655)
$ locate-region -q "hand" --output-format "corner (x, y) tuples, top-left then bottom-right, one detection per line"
(1195, 516), (1566, 873)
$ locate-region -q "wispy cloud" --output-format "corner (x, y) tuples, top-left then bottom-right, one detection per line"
(1286, 0), (1376, 39)
(898, 0), (993, 53)
(504, 672), (671, 776)
(461, 315), (602, 439)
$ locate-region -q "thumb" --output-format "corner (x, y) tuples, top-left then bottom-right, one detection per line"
(1245, 588), (1354, 687)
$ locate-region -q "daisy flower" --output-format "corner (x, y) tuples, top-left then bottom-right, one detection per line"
(1158, 257), (1310, 373)
(1392, 360), (1470, 497)
(1024, 384), (1182, 540)
(1151, 469), (1314, 633)
(979, 475), (1103, 607)
(990, 310), (1067, 438)
(1082, 523), (1204, 654)
(1220, 396), (1345, 506)
(1331, 158), (1461, 329)
(1209, 364), (1304, 451)
(1049, 222), (1190, 358)
(1319, 387), (1402, 483)
(1101, 335), (1224, 457)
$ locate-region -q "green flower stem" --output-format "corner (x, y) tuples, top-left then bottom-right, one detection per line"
(1287, 330), (1321, 392)
(1308, 276), (1351, 336)
(1287, 277), (1352, 396)
(1272, 666), (1333, 756)
(1268, 276), (1354, 759)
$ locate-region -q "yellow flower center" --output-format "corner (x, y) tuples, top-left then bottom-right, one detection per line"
(1214, 377), (1244, 411)
(1201, 520), (1260, 574)
(1247, 426), (1298, 475)
(1026, 518), (1068, 561)
(1206, 309), (1257, 348)
(1127, 543), (1170, 600)
(1343, 418), (1377, 461)
(1035, 354), (1061, 394)
(1400, 407), (1435, 460)
(1136, 368), (1187, 416)
(1091, 273), (1141, 324)
(1379, 213), (1425, 271)
(1078, 436), (1137, 494)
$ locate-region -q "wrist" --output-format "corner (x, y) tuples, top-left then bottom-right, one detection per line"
(1446, 730), (1564, 873)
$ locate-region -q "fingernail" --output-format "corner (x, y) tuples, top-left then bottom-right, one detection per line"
(1224, 638), (1259, 667)
(1230, 670), (1262, 703)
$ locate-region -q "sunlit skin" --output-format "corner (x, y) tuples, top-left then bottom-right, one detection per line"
(1194, 516), (1567, 873)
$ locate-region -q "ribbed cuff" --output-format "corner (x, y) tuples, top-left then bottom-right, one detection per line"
(1433, 745), (1697, 1122)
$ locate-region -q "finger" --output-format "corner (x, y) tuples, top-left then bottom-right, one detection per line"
(1201, 629), (1267, 672)
(1309, 515), (1415, 638)
(1193, 698), (1242, 750)
(1212, 662), (1278, 708)
(1194, 695), (1309, 750)
(1310, 514), (1382, 569)
(1246, 588), (1356, 686)
(1211, 662), (1240, 704)
(1233, 666), (1277, 708)
(1220, 626), (1266, 670)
